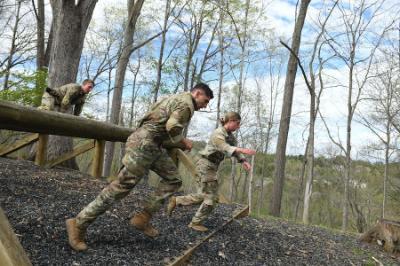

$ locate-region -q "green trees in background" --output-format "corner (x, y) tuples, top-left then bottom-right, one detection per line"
(0, 0), (399, 233)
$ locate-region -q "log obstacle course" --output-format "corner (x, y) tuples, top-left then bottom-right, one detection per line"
(0, 100), (248, 265)
(0, 100), (133, 177)
(0, 100), (200, 178)
(0, 100), (221, 264)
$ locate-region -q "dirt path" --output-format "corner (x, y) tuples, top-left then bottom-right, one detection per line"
(0, 158), (398, 265)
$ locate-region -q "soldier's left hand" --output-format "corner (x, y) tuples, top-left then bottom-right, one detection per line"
(242, 161), (252, 171)
(181, 138), (193, 151)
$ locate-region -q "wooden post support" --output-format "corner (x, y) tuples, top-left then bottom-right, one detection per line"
(91, 140), (105, 178)
(34, 134), (48, 166)
(0, 208), (32, 266)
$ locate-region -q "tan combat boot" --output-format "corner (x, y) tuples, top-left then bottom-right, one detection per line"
(130, 211), (159, 238)
(66, 218), (88, 251)
(166, 196), (177, 216)
(188, 222), (208, 232)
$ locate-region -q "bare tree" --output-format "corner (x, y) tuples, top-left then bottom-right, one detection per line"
(323, 0), (393, 230)
(298, 1), (338, 224)
(31, 0), (47, 69)
(80, 5), (126, 121)
(173, 1), (210, 92)
(152, 0), (171, 102)
(2, 0), (35, 90)
(269, 0), (311, 217)
(103, 0), (145, 177)
(358, 49), (400, 218)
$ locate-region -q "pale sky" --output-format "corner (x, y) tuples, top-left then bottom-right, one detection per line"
(84, 0), (400, 161)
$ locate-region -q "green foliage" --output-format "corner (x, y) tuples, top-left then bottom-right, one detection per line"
(0, 69), (47, 106)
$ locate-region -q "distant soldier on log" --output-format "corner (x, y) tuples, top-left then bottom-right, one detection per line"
(66, 83), (213, 251)
(39, 79), (94, 115)
(167, 111), (256, 232)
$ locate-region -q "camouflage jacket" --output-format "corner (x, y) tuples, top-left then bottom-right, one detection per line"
(199, 126), (245, 166)
(48, 83), (87, 115)
(138, 92), (195, 144)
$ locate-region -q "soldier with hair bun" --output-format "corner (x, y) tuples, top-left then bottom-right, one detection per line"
(167, 111), (256, 232)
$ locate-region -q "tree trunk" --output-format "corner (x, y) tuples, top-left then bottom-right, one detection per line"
(215, 1), (225, 129)
(236, 0), (250, 114)
(342, 38), (356, 230)
(302, 110), (315, 224)
(382, 120), (390, 218)
(153, 0), (170, 103)
(36, 0), (46, 69)
(46, 0), (97, 169)
(3, 0), (22, 91)
(301, 1), (336, 223)
(248, 155), (255, 214)
(269, 0), (311, 217)
(103, 0), (145, 177)
(294, 145), (307, 221)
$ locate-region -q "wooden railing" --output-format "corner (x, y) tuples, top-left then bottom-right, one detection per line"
(0, 100), (198, 265)
(0, 100), (196, 176)
(0, 100), (134, 177)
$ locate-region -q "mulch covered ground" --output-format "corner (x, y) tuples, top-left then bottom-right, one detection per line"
(0, 157), (399, 265)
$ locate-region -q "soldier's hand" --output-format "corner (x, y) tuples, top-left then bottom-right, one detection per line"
(237, 148), (256, 155)
(181, 138), (193, 151)
(242, 161), (252, 171)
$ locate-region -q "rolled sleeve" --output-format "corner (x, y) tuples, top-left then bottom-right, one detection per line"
(213, 135), (237, 157)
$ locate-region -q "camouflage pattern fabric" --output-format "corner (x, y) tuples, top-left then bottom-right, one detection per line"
(175, 126), (246, 224)
(75, 93), (195, 229)
(176, 180), (219, 224)
(175, 158), (219, 204)
(139, 92), (195, 144)
(39, 83), (86, 115)
(175, 158), (219, 224)
(199, 126), (245, 168)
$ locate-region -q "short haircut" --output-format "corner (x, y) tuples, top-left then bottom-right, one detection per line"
(82, 79), (95, 87)
(191, 83), (213, 99)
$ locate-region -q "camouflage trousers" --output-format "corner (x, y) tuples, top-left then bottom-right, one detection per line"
(76, 128), (182, 229)
(38, 92), (57, 111)
(176, 158), (219, 224)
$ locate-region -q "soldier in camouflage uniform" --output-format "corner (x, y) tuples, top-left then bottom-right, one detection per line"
(167, 112), (256, 232)
(39, 79), (94, 115)
(66, 83), (213, 251)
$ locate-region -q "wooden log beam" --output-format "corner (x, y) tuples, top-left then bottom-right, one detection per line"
(0, 134), (39, 157)
(45, 141), (95, 168)
(0, 208), (32, 266)
(0, 101), (199, 178)
(168, 205), (249, 266)
(0, 100), (132, 142)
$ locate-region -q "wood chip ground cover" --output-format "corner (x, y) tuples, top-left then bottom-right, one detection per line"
(0, 158), (398, 265)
